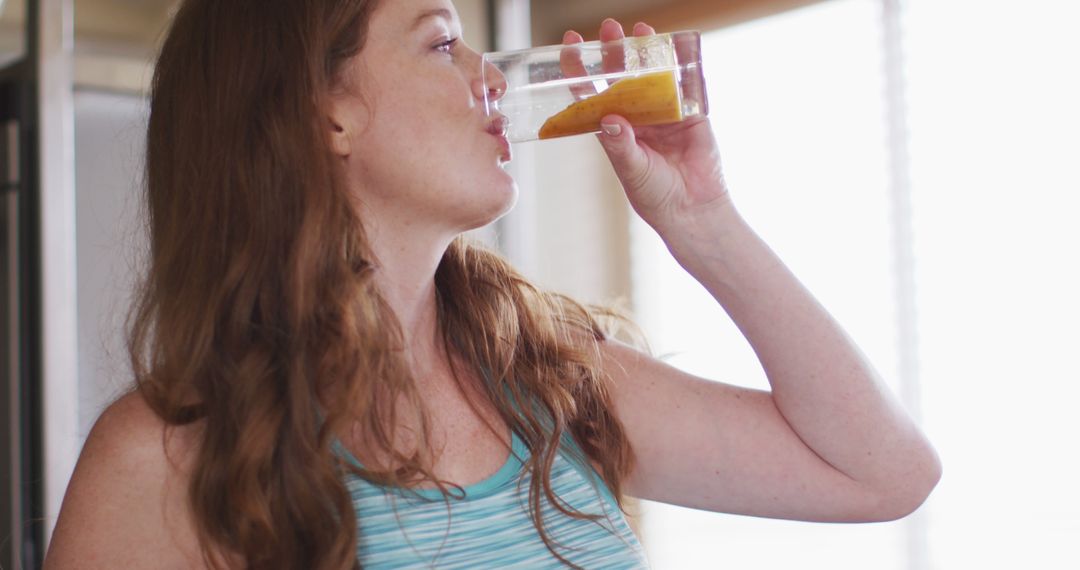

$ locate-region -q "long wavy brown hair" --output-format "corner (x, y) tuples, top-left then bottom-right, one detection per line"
(128, 0), (644, 568)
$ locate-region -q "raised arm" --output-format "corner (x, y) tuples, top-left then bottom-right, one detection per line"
(595, 204), (941, 521)
(583, 19), (940, 522)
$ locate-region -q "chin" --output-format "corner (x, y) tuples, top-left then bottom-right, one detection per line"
(465, 176), (518, 231)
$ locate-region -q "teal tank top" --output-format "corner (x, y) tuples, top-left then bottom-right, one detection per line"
(333, 428), (651, 568)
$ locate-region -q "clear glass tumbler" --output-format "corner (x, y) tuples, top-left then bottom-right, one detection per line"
(482, 30), (708, 143)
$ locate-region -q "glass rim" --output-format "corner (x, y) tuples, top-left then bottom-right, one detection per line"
(481, 29), (702, 62)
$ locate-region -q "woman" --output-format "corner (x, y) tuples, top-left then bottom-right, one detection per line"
(45, 0), (941, 568)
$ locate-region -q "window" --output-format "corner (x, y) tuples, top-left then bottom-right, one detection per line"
(630, 0), (1080, 568)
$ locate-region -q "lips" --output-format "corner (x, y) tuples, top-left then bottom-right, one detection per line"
(486, 113), (509, 138)
(486, 113), (512, 164)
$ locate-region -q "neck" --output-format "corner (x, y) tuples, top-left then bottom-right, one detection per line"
(365, 228), (456, 376)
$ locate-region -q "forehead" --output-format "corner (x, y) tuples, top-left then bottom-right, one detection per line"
(371, 0), (461, 30)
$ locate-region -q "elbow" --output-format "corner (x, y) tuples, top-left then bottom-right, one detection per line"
(866, 447), (943, 522)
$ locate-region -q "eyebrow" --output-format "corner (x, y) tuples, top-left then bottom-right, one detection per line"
(411, 8), (454, 31)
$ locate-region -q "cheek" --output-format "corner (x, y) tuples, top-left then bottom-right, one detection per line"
(375, 82), (473, 145)
(352, 70), (484, 183)
(397, 94), (478, 158)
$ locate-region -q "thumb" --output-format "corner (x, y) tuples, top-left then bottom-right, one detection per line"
(597, 115), (650, 189)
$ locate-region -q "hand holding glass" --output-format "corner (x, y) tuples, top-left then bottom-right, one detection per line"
(482, 30), (709, 143)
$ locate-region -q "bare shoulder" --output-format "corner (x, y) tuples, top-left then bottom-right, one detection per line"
(44, 391), (210, 569)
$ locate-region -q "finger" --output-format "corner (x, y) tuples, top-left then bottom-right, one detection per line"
(596, 114), (650, 190)
(599, 18), (626, 77)
(599, 17), (625, 42)
(563, 29), (585, 43)
(559, 30), (595, 101)
(633, 22), (656, 36)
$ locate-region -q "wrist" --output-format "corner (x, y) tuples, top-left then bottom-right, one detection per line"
(654, 194), (756, 286)
(655, 190), (741, 249)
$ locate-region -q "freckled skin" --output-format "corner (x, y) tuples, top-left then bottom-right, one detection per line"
(332, 0), (518, 237)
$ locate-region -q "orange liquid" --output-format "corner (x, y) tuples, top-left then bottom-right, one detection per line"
(538, 70), (683, 140)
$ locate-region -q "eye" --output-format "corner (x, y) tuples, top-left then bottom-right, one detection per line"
(434, 37), (458, 55)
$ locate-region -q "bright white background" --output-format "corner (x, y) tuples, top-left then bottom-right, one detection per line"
(629, 0), (1080, 568)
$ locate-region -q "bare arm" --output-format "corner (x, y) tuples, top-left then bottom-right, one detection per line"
(601, 198), (940, 521)
(583, 18), (940, 521)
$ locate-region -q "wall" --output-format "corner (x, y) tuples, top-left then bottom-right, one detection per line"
(524, 122), (633, 311)
(70, 0), (177, 440)
(73, 90), (145, 437)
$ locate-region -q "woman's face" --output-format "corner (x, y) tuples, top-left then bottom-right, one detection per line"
(329, 0), (515, 237)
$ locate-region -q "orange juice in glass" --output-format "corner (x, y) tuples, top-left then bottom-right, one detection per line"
(482, 31), (708, 143)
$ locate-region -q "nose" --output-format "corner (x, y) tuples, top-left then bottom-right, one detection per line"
(473, 56), (507, 104)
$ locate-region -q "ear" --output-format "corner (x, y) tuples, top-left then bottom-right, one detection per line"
(328, 116), (350, 157)
(327, 108), (352, 158)
(326, 96), (365, 158)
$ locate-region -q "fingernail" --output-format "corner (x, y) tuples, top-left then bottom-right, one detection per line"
(601, 123), (621, 137)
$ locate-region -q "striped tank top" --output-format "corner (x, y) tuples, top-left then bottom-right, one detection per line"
(334, 429), (651, 568)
